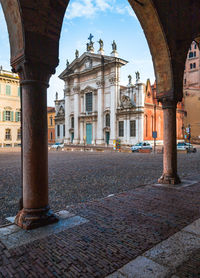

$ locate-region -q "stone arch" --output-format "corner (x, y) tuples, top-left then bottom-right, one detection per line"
(0, 0), (24, 65)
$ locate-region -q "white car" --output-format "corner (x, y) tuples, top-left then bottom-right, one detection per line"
(177, 142), (196, 153)
(131, 142), (152, 152)
(51, 142), (64, 149)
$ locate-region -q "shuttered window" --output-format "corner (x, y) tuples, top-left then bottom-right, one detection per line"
(6, 85), (11, 96)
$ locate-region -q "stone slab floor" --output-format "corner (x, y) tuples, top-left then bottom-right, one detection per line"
(0, 151), (200, 277)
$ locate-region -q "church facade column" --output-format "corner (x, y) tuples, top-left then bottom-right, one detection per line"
(127, 117), (130, 144)
(158, 99), (181, 184)
(14, 62), (58, 230)
(64, 89), (70, 144)
(73, 87), (80, 144)
(80, 120), (84, 144)
(109, 76), (118, 145)
(96, 80), (104, 145)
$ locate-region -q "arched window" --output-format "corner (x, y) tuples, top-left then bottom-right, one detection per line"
(145, 115), (148, 137)
(105, 114), (110, 127)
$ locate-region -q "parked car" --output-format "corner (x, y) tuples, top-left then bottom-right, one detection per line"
(51, 142), (64, 150)
(177, 142), (196, 153)
(131, 142), (152, 152)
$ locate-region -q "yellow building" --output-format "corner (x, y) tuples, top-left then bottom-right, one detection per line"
(0, 67), (21, 147)
(47, 107), (55, 144)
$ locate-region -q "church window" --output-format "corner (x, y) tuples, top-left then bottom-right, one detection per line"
(6, 85), (11, 96)
(130, 120), (136, 137)
(194, 44), (197, 49)
(63, 125), (65, 137)
(118, 121), (124, 137)
(86, 92), (92, 112)
(190, 63), (193, 69)
(5, 129), (11, 140)
(194, 51), (196, 57)
(145, 115), (148, 137)
(50, 132), (53, 140)
(17, 129), (21, 140)
(193, 63), (196, 68)
(50, 116), (53, 126)
(106, 114), (110, 127)
(189, 52), (193, 58)
(57, 125), (60, 137)
(71, 117), (74, 128)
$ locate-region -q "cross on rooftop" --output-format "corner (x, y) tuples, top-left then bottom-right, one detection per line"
(88, 33), (94, 43)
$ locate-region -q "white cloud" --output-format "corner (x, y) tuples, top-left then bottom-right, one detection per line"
(65, 0), (136, 20)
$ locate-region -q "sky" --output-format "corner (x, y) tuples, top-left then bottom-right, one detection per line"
(0, 0), (155, 106)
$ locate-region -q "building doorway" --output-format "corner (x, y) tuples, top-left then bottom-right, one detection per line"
(86, 123), (92, 144)
(106, 132), (110, 146)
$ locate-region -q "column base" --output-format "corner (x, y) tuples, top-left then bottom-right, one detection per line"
(15, 206), (59, 230)
(158, 173), (181, 185)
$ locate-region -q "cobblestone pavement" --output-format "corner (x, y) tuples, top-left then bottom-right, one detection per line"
(0, 181), (200, 277)
(0, 150), (200, 225)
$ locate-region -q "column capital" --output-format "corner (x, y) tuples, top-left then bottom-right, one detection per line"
(159, 98), (178, 109)
(96, 80), (105, 88)
(12, 57), (55, 87)
(109, 76), (119, 85)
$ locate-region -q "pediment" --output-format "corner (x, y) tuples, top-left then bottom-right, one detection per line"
(81, 85), (97, 94)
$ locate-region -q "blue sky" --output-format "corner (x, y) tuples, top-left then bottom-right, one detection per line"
(0, 0), (155, 106)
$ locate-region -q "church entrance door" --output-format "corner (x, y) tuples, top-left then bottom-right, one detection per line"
(86, 123), (92, 144)
(71, 132), (74, 143)
(106, 132), (110, 145)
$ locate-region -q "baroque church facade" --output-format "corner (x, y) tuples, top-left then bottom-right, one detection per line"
(55, 36), (184, 146)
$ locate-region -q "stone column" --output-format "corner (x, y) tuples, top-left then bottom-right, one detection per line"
(92, 121), (96, 145)
(73, 90), (79, 144)
(80, 120), (84, 144)
(109, 77), (118, 145)
(14, 62), (58, 230)
(96, 81), (104, 144)
(64, 89), (70, 144)
(158, 100), (181, 184)
(124, 118), (127, 144)
(127, 118), (130, 144)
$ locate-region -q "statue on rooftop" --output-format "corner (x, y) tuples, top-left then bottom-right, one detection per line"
(55, 92), (58, 100)
(98, 38), (104, 51)
(128, 75), (132, 85)
(75, 49), (79, 59)
(135, 71), (140, 82)
(66, 59), (69, 68)
(112, 40), (117, 52)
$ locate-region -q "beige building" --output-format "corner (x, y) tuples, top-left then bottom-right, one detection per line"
(0, 67), (21, 147)
(183, 41), (200, 141)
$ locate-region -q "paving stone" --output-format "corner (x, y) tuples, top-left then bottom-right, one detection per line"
(144, 231), (200, 269)
(183, 218), (200, 236)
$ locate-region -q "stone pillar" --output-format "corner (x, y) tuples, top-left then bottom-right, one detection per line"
(80, 95), (84, 113)
(109, 77), (118, 145)
(80, 120), (84, 144)
(92, 121), (96, 145)
(73, 91), (79, 144)
(14, 62), (58, 230)
(124, 119), (127, 144)
(64, 90), (70, 144)
(158, 100), (181, 185)
(96, 81), (104, 144)
(127, 118), (130, 144)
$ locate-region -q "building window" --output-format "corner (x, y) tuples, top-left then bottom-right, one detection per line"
(130, 120), (136, 137)
(190, 63), (193, 69)
(105, 114), (110, 127)
(5, 111), (11, 121)
(118, 121), (124, 137)
(6, 85), (11, 96)
(195, 44), (197, 49)
(63, 124), (65, 137)
(86, 92), (92, 112)
(57, 125), (60, 137)
(50, 116), (53, 126)
(50, 132), (53, 140)
(193, 63), (196, 68)
(17, 129), (21, 140)
(15, 111), (21, 122)
(145, 115), (148, 137)
(71, 117), (74, 128)
(5, 129), (11, 140)
(194, 51), (196, 57)
(189, 52), (193, 58)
